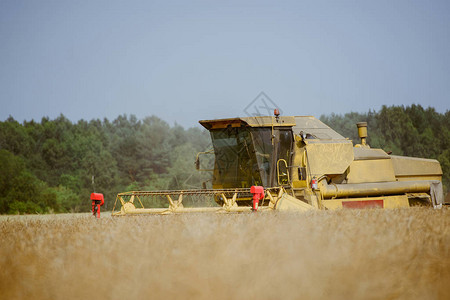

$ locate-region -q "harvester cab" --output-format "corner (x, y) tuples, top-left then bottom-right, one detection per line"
(199, 116), (295, 199)
(112, 112), (445, 216)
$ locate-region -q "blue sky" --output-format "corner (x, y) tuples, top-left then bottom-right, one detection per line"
(1, 0), (449, 128)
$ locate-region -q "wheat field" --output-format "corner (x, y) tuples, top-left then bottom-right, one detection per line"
(0, 208), (449, 300)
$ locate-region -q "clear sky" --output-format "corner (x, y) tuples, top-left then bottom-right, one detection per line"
(1, 0), (449, 128)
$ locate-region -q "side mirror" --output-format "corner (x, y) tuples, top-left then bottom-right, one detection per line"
(195, 149), (214, 172)
(195, 156), (200, 170)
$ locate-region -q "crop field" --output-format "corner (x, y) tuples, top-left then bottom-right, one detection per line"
(0, 208), (449, 300)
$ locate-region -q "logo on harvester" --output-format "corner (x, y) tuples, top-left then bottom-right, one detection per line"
(243, 92), (283, 117)
(199, 92), (284, 174)
(211, 92), (283, 166)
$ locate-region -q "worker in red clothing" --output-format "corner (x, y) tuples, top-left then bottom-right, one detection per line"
(250, 186), (264, 211)
(91, 193), (104, 218)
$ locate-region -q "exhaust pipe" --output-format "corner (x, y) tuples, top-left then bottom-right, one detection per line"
(356, 122), (368, 146)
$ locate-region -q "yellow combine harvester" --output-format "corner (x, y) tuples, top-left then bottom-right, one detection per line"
(112, 113), (444, 216)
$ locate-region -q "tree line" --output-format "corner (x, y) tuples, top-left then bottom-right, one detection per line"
(0, 115), (211, 214)
(0, 104), (448, 214)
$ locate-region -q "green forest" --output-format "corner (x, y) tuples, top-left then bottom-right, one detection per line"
(0, 104), (448, 214)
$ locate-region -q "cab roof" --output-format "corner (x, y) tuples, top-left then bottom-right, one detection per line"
(199, 116), (346, 140)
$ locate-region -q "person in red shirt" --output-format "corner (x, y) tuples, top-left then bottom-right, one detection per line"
(91, 193), (104, 218)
